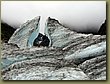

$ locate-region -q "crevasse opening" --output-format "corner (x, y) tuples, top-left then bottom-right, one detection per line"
(27, 17), (51, 48)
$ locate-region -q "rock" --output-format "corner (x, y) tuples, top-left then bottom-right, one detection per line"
(1, 17), (106, 80)
(98, 20), (106, 35)
(1, 22), (16, 42)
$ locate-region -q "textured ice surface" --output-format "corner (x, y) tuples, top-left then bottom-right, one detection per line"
(8, 16), (40, 49)
(65, 41), (106, 63)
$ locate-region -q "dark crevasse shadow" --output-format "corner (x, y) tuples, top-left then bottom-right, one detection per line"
(33, 33), (50, 47)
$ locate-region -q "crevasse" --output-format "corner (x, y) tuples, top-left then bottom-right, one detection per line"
(27, 17), (52, 48)
(27, 23), (40, 48)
